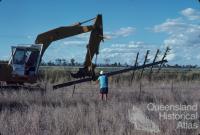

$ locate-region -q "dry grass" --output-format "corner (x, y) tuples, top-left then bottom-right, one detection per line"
(0, 69), (200, 135)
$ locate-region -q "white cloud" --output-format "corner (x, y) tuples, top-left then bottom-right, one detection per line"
(76, 27), (135, 40)
(181, 8), (200, 20)
(115, 27), (136, 37)
(42, 26), (136, 63)
(105, 27), (136, 39)
(153, 18), (187, 34)
(99, 41), (161, 65)
(152, 8), (200, 65)
(161, 22), (200, 48)
(166, 52), (175, 61)
(101, 8), (200, 65)
(111, 43), (126, 48)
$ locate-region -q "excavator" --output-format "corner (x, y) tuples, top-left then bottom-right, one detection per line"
(0, 14), (169, 90)
(0, 14), (103, 85)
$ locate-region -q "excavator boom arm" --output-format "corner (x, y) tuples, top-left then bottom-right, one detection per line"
(34, 14), (103, 78)
(84, 14), (103, 68)
(35, 25), (94, 57)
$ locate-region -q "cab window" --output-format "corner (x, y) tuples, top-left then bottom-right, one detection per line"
(13, 49), (26, 65)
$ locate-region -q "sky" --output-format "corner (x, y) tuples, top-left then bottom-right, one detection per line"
(0, 0), (200, 65)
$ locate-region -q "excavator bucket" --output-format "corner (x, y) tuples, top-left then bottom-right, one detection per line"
(70, 64), (97, 80)
(70, 68), (91, 78)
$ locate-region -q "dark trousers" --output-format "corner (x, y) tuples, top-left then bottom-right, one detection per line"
(100, 87), (108, 94)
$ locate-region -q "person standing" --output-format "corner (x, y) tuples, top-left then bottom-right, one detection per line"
(97, 71), (108, 100)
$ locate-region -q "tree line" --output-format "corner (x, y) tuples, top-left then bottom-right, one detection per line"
(40, 58), (123, 67)
(0, 59), (198, 68)
(40, 58), (198, 68)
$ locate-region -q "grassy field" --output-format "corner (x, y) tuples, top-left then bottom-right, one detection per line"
(0, 67), (200, 135)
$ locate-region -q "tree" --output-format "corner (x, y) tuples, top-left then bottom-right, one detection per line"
(70, 58), (75, 66)
(55, 58), (62, 66)
(40, 60), (47, 66)
(112, 62), (118, 67)
(104, 58), (110, 66)
(62, 59), (67, 66)
(47, 61), (55, 66)
(118, 62), (121, 67)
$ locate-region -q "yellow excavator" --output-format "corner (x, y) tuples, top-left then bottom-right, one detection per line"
(0, 14), (103, 85)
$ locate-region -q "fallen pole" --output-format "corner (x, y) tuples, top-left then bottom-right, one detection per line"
(53, 60), (167, 90)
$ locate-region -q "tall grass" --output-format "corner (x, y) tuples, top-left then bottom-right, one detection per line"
(38, 67), (200, 84)
(0, 67), (199, 135)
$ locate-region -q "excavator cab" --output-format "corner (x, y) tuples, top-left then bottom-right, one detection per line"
(9, 44), (43, 77)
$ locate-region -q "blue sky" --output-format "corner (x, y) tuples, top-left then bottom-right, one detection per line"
(0, 0), (200, 65)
